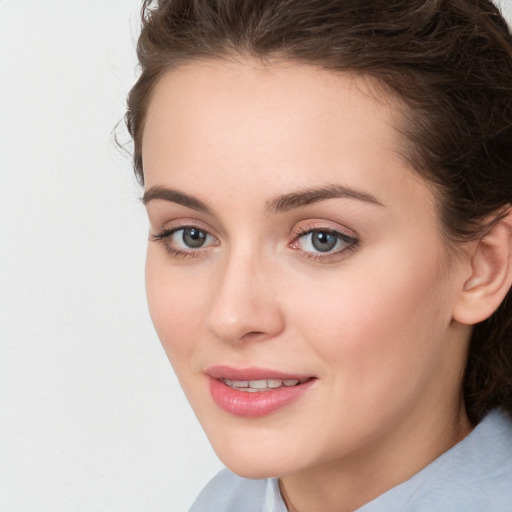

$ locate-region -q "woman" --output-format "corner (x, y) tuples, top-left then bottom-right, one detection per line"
(126, 0), (512, 510)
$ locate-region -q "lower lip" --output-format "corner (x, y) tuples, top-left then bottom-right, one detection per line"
(208, 377), (315, 417)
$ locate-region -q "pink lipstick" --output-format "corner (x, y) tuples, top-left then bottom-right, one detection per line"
(206, 366), (316, 417)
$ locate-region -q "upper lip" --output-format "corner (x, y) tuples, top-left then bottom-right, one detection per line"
(206, 365), (314, 381)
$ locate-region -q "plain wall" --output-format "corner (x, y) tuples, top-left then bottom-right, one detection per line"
(0, 2), (222, 511)
(1, 1), (511, 511)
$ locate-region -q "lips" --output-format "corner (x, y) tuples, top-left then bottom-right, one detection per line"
(206, 366), (316, 417)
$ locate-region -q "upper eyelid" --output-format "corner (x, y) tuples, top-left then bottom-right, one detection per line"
(293, 228), (358, 246)
(151, 218), (217, 235)
(291, 220), (358, 239)
(153, 225), (218, 242)
(295, 226), (352, 236)
(150, 220), (359, 247)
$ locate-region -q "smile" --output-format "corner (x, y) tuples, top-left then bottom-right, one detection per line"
(220, 378), (307, 391)
(206, 367), (316, 417)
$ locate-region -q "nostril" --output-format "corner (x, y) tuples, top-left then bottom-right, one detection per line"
(241, 331), (266, 341)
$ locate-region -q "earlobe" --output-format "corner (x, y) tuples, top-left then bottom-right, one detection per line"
(453, 210), (512, 326)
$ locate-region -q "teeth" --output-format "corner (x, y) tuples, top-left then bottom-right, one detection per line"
(221, 378), (304, 391)
(249, 379), (268, 389)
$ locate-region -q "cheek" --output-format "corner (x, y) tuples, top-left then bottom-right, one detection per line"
(276, 250), (456, 451)
(145, 251), (208, 368)
(286, 246), (453, 386)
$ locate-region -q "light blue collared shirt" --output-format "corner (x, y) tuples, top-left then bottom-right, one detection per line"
(190, 409), (512, 511)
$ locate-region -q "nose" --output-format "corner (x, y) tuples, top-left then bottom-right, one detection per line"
(206, 249), (285, 344)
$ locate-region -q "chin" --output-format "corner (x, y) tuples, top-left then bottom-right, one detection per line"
(219, 455), (290, 480)
(207, 430), (311, 480)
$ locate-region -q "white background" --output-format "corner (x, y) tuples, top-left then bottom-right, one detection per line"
(1, 1), (511, 511)
(0, 1), (222, 511)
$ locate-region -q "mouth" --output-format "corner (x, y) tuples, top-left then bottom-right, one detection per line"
(206, 366), (316, 417)
(219, 377), (310, 392)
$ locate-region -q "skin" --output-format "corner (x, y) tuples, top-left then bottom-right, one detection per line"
(142, 60), (475, 512)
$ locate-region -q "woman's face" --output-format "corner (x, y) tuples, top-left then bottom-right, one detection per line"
(142, 60), (471, 479)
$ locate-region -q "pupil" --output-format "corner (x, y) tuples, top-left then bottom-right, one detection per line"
(312, 231), (337, 252)
(182, 228), (206, 248)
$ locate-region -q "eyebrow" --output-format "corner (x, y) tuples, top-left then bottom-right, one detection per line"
(142, 186), (212, 214)
(266, 184), (385, 213)
(142, 183), (384, 214)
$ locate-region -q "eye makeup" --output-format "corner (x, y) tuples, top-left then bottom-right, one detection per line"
(150, 224), (219, 258)
(289, 221), (359, 263)
(149, 218), (359, 263)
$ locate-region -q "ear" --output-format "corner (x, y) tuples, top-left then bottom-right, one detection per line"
(453, 210), (512, 325)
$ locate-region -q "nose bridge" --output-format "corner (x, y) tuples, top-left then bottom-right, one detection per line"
(206, 243), (284, 343)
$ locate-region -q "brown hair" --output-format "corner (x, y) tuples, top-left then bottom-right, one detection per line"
(126, 0), (512, 423)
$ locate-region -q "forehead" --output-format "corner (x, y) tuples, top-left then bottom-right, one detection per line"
(143, 60), (405, 160)
(141, 59), (431, 215)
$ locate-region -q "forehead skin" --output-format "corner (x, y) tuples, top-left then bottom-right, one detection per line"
(141, 59), (428, 212)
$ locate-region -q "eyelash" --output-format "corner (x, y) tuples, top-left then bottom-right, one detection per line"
(150, 226), (218, 258)
(150, 224), (359, 261)
(290, 226), (359, 262)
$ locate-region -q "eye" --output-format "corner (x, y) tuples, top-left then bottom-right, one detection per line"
(177, 227), (209, 249)
(292, 228), (358, 258)
(302, 231), (341, 252)
(150, 225), (218, 257)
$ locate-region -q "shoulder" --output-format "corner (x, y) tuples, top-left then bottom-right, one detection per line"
(359, 409), (512, 511)
(189, 468), (285, 512)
